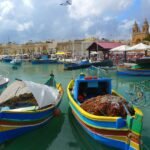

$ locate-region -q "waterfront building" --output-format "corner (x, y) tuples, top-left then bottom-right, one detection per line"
(0, 38), (95, 58)
(0, 40), (57, 55)
(56, 38), (96, 58)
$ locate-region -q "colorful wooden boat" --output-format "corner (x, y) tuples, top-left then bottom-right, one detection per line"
(64, 59), (113, 70)
(67, 74), (143, 150)
(117, 67), (150, 76)
(117, 57), (150, 76)
(32, 55), (59, 64)
(2, 56), (13, 63)
(0, 75), (63, 144)
(32, 58), (58, 64)
(10, 58), (22, 65)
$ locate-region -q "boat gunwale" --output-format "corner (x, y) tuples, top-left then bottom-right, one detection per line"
(67, 80), (143, 122)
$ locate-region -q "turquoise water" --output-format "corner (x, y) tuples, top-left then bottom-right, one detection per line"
(0, 62), (150, 150)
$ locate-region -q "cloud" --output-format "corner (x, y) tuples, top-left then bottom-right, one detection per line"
(17, 21), (34, 31)
(0, 0), (149, 43)
(81, 19), (94, 31)
(22, 0), (33, 9)
(0, 0), (14, 17)
(68, 0), (132, 20)
(103, 16), (116, 22)
(119, 19), (135, 30)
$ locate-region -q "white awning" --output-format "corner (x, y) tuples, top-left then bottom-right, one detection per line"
(127, 43), (150, 51)
(110, 45), (130, 52)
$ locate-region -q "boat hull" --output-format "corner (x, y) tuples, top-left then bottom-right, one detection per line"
(67, 80), (143, 150)
(64, 60), (113, 70)
(0, 83), (63, 143)
(117, 67), (150, 76)
(32, 59), (59, 64)
(2, 58), (12, 63)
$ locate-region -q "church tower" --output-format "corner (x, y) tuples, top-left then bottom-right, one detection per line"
(132, 21), (140, 34)
(142, 19), (149, 33)
(132, 19), (150, 44)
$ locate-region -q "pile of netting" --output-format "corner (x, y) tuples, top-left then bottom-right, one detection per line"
(0, 93), (38, 109)
(80, 94), (135, 118)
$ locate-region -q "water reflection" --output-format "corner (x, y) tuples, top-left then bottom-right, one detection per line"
(113, 76), (150, 108)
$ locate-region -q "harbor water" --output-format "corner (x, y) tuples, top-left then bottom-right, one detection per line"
(0, 62), (150, 150)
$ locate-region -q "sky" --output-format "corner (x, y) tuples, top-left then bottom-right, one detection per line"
(0, 0), (150, 43)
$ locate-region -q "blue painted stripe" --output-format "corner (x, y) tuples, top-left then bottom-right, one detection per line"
(117, 71), (150, 76)
(0, 107), (55, 121)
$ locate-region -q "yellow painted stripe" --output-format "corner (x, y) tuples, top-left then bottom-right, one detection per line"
(102, 135), (140, 150)
(134, 107), (143, 116)
(105, 135), (128, 143)
(130, 141), (140, 150)
(0, 126), (17, 132)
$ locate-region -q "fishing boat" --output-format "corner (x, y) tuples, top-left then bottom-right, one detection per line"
(64, 59), (113, 70)
(117, 57), (150, 76)
(67, 73), (143, 150)
(0, 76), (9, 89)
(10, 58), (22, 65)
(0, 75), (63, 144)
(2, 56), (13, 63)
(32, 55), (58, 64)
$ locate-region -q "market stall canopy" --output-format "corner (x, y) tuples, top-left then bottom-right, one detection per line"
(110, 45), (130, 52)
(127, 43), (150, 51)
(55, 52), (66, 55)
(0, 80), (59, 108)
(87, 42), (123, 51)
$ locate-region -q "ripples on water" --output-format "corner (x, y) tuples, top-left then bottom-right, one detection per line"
(0, 62), (150, 150)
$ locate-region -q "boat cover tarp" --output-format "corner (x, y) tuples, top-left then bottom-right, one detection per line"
(0, 80), (59, 108)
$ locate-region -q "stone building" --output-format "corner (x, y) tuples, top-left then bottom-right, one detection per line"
(56, 38), (95, 57)
(132, 19), (150, 44)
(0, 38), (96, 57)
(0, 40), (57, 55)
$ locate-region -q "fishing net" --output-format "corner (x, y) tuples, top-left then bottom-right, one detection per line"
(80, 94), (135, 118)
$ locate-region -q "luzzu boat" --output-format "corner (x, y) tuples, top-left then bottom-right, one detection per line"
(2, 56), (13, 63)
(64, 59), (113, 70)
(10, 58), (22, 65)
(67, 74), (143, 150)
(0, 75), (63, 143)
(32, 55), (58, 64)
(117, 57), (150, 76)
